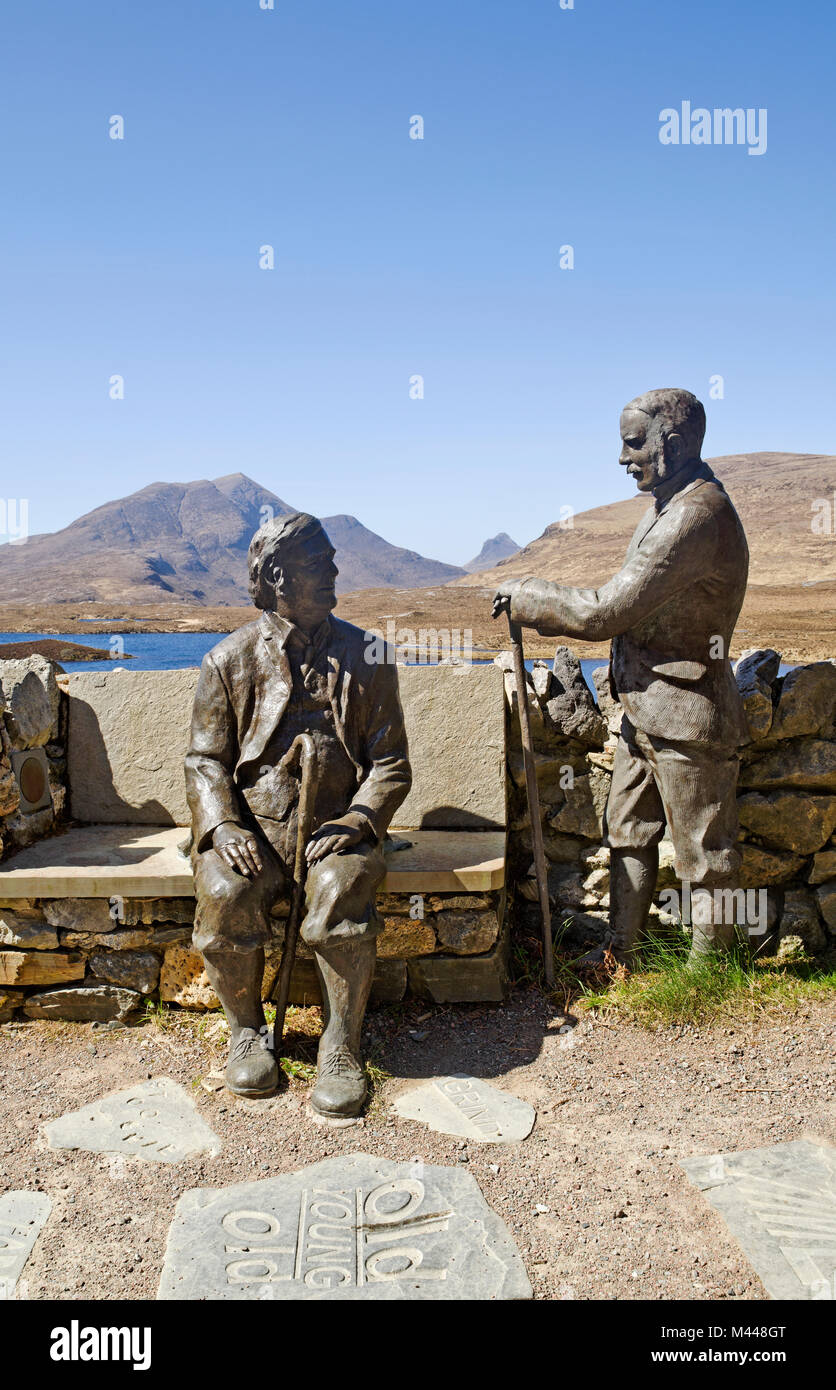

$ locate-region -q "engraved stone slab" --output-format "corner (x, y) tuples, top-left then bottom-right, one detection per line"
(158, 1153), (531, 1300)
(0, 1191), (52, 1298)
(44, 1077), (222, 1164)
(681, 1140), (836, 1300)
(393, 1075), (535, 1144)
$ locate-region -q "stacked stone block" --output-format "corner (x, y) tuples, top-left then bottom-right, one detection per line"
(0, 886), (507, 1022)
(0, 657), (68, 858)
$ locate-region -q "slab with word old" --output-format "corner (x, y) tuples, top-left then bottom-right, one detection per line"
(157, 1153), (532, 1300)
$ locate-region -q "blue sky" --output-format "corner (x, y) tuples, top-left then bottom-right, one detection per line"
(1, 0), (833, 566)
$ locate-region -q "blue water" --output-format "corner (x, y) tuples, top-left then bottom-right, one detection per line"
(0, 631), (228, 673)
(0, 630), (608, 687)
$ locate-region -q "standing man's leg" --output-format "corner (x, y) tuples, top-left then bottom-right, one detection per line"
(644, 735), (743, 965)
(584, 717), (666, 965)
(609, 845), (659, 961)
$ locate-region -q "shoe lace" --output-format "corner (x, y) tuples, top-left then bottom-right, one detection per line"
(320, 1046), (363, 1078)
(230, 1026), (271, 1063)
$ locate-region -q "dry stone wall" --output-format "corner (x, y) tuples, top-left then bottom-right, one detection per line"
(506, 647), (836, 961)
(0, 888), (507, 1023)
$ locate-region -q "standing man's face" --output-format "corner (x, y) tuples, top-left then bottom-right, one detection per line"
(271, 529), (339, 631)
(619, 409), (664, 492)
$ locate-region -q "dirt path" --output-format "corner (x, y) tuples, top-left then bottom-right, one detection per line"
(1, 988), (833, 1301)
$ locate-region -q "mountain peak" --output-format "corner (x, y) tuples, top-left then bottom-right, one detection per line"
(0, 476), (465, 604)
(463, 532), (520, 574)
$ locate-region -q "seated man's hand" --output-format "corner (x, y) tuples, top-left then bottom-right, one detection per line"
(491, 579), (523, 620)
(305, 814), (367, 865)
(212, 821), (264, 878)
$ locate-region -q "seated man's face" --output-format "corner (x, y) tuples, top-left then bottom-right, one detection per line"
(619, 408), (663, 492)
(273, 530), (339, 630)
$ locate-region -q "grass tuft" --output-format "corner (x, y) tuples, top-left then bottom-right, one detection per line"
(142, 999), (171, 1029)
(578, 937), (836, 1027)
(512, 913), (836, 1026)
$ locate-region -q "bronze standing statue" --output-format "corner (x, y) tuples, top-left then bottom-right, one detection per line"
(185, 513), (411, 1114)
(494, 389), (750, 964)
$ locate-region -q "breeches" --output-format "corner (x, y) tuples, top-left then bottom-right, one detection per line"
(192, 820), (387, 955)
(604, 717), (741, 886)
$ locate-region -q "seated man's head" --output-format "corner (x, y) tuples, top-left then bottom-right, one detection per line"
(619, 388), (706, 492)
(248, 512), (338, 631)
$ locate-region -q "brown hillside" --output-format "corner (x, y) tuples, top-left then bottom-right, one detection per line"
(453, 454), (836, 589)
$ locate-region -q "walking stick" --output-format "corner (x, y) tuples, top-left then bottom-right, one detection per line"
(272, 733), (318, 1058)
(508, 617), (554, 987)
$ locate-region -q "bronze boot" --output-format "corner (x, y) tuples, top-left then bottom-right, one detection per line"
(203, 947), (280, 1099)
(226, 1026), (279, 1098)
(310, 938), (375, 1117)
(578, 846), (658, 967)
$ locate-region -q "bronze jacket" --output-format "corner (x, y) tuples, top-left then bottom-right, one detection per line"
(185, 612), (411, 852)
(510, 466), (750, 746)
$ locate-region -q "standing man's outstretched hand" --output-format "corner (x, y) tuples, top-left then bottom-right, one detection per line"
(492, 579), (523, 620)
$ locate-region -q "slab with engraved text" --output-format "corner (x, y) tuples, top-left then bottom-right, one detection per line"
(158, 1153), (532, 1299)
(682, 1139), (836, 1300)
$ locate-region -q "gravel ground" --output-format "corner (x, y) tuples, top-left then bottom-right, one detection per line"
(2, 987), (834, 1302)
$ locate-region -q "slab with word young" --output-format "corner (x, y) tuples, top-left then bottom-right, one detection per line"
(393, 1075), (536, 1143)
(43, 1077), (222, 1164)
(157, 1153), (532, 1300)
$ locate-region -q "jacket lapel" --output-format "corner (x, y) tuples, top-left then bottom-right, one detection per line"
(324, 617), (362, 777)
(239, 613), (292, 771)
(634, 475), (714, 551)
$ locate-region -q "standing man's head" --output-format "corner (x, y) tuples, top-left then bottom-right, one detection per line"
(619, 388), (706, 492)
(248, 512), (339, 631)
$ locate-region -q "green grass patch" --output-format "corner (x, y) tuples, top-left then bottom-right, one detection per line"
(576, 937), (836, 1027)
(279, 1056), (317, 1083)
(513, 914), (836, 1026)
(141, 999), (171, 1029)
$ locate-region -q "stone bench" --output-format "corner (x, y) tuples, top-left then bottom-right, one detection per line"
(0, 662), (509, 1020)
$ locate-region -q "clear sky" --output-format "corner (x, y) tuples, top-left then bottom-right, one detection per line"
(1, 0), (833, 566)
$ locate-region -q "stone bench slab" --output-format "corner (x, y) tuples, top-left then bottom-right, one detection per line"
(0, 825), (506, 899)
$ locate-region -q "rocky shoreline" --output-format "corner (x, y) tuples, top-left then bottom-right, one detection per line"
(0, 638), (131, 663)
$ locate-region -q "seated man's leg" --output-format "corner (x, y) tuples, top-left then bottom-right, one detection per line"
(644, 735), (742, 961)
(301, 841), (386, 1117)
(588, 718), (665, 965)
(193, 838), (286, 1097)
